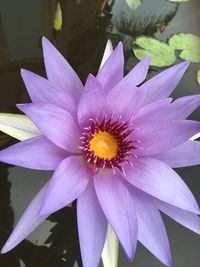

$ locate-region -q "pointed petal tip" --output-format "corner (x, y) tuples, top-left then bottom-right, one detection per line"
(20, 68), (26, 75)
(20, 68), (34, 81)
(1, 248), (7, 254)
(16, 103), (32, 115)
(117, 41), (123, 50)
(16, 103), (26, 110)
(1, 246), (9, 254)
(42, 36), (48, 44)
(165, 257), (173, 267)
(112, 41), (123, 55)
(184, 60), (191, 65)
(20, 68), (33, 76)
(127, 248), (137, 262)
(85, 73), (101, 87)
(177, 60), (190, 69)
(106, 38), (113, 48)
(87, 73), (95, 80)
(41, 36), (52, 50)
(0, 241), (13, 254)
(160, 249), (173, 267)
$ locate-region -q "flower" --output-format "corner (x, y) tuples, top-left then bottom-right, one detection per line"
(0, 37), (200, 267)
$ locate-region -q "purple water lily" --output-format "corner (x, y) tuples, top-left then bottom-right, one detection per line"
(0, 37), (200, 267)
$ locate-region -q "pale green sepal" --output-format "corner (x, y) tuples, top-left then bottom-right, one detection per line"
(0, 113), (40, 141)
(102, 225), (119, 267)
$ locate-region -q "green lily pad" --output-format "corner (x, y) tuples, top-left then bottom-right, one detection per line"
(125, 0), (142, 9)
(169, 33), (200, 63)
(133, 37), (176, 67)
(54, 2), (62, 31)
(197, 69), (200, 85)
(169, 33), (200, 50)
(179, 50), (200, 63)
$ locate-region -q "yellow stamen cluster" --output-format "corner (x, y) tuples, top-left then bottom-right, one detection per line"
(89, 131), (118, 160)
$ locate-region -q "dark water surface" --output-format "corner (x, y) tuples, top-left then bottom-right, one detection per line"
(0, 0), (200, 266)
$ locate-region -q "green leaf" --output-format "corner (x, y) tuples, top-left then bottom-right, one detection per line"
(133, 37), (176, 67)
(54, 2), (62, 31)
(197, 69), (200, 85)
(169, 33), (200, 50)
(169, 33), (200, 63)
(102, 225), (119, 267)
(125, 0), (142, 9)
(179, 50), (200, 63)
(0, 113), (40, 141)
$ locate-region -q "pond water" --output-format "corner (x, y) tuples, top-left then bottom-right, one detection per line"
(0, 0), (200, 266)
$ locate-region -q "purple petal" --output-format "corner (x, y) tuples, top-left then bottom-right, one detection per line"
(77, 74), (107, 129)
(18, 103), (80, 152)
(154, 140), (200, 168)
(42, 37), (83, 102)
(140, 61), (190, 105)
(130, 188), (172, 266)
(136, 94), (200, 124)
(21, 69), (76, 115)
(1, 183), (48, 254)
(134, 98), (172, 126)
(99, 39), (113, 70)
(136, 120), (200, 155)
(169, 94), (200, 120)
(122, 54), (150, 86)
(40, 156), (89, 216)
(107, 84), (146, 121)
(77, 181), (107, 267)
(0, 136), (66, 170)
(94, 171), (138, 260)
(125, 157), (199, 213)
(157, 200), (200, 234)
(97, 42), (124, 94)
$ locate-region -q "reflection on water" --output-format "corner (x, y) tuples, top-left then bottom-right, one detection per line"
(0, 0), (200, 266)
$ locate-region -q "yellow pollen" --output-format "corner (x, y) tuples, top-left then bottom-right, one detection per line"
(89, 131), (118, 160)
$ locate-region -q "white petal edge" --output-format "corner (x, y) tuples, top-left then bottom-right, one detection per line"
(0, 113), (40, 141)
(190, 132), (200, 140)
(99, 40), (113, 70)
(102, 225), (119, 267)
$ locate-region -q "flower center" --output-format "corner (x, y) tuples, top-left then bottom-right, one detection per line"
(89, 131), (118, 160)
(79, 116), (140, 173)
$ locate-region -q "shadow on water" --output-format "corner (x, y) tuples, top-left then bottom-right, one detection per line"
(0, 0), (200, 266)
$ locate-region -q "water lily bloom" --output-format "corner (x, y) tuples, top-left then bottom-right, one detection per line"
(0, 37), (200, 267)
